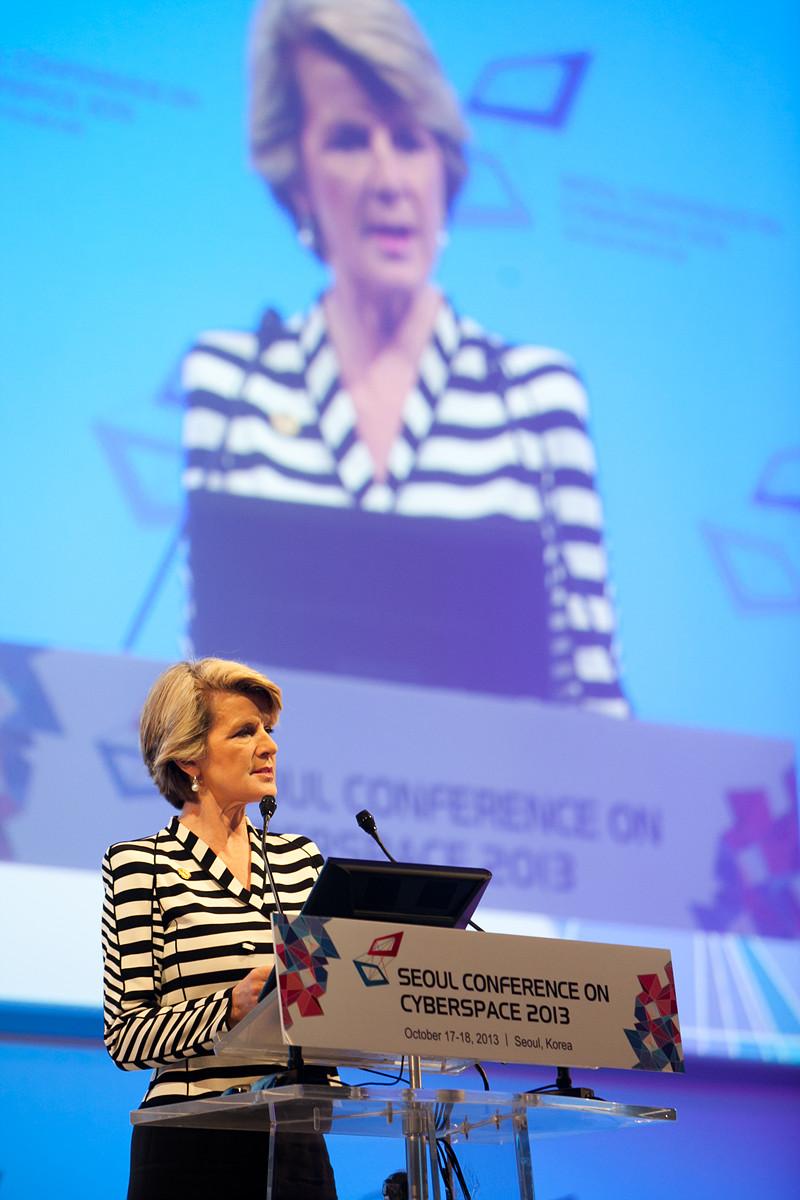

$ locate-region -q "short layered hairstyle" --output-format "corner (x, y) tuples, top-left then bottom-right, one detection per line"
(140, 658), (282, 810)
(249, 0), (469, 221)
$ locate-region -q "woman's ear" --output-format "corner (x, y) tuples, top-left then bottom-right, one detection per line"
(176, 761), (202, 796)
(291, 189), (322, 256)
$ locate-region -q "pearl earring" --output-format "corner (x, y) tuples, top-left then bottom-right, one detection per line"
(297, 218), (315, 251)
(191, 776), (200, 793)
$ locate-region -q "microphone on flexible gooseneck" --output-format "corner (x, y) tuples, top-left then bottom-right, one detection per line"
(355, 808), (397, 862)
(355, 809), (485, 933)
(259, 796), (283, 917)
(257, 796), (316, 1089)
(259, 796), (277, 825)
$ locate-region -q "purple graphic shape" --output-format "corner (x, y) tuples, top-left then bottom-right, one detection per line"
(96, 739), (156, 799)
(467, 52), (592, 129)
(753, 447), (800, 513)
(456, 148), (532, 227)
(693, 769), (800, 938)
(155, 359), (184, 409)
(94, 421), (180, 526)
(121, 521), (185, 653)
(702, 523), (800, 611)
(0, 646), (61, 860)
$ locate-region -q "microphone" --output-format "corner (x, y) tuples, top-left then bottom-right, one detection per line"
(259, 797), (283, 917)
(355, 808), (397, 862)
(259, 795), (277, 831)
(257, 796), (287, 1013)
(355, 808), (484, 933)
(257, 799), (334, 1089)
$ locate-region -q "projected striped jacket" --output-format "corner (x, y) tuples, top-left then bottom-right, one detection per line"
(101, 816), (321, 1104)
(182, 299), (627, 715)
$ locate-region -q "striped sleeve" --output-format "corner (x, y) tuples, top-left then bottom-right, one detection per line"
(101, 847), (233, 1071)
(502, 352), (628, 713)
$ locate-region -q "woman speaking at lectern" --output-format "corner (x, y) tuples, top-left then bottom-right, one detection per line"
(101, 658), (337, 1198)
(182, 0), (627, 714)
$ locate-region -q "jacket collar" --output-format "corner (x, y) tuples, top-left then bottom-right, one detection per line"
(299, 295), (463, 506)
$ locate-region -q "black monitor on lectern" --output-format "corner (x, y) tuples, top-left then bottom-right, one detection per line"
(300, 858), (491, 930)
(259, 858), (491, 999)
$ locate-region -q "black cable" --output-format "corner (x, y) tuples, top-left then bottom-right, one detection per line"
(382, 1097), (474, 1200)
(348, 1056), (409, 1088)
(474, 1062), (490, 1090)
(436, 1139), (472, 1200)
(527, 1064), (602, 1100)
(354, 809), (486, 931)
(436, 1140), (455, 1200)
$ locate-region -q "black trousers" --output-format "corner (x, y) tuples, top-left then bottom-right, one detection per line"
(127, 1123), (337, 1200)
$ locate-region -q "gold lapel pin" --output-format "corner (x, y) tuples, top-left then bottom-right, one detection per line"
(270, 411), (301, 436)
(177, 867), (191, 880)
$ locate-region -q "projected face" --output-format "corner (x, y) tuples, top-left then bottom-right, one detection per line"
(294, 45), (446, 301)
(190, 692), (277, 811)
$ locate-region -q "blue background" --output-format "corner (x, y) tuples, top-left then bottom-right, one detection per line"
(1, 1), (798, 1195)
(2, 0), (798, 744)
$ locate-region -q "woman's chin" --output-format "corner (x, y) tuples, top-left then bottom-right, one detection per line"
(346, 259), (431, 304)
(251, 779), (276, 798)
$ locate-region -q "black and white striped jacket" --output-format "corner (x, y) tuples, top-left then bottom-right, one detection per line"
(182, 299), (627, 714)
(101, 816), (322, 1104)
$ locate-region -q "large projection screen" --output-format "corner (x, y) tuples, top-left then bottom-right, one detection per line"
(1, 0), (798, 1067)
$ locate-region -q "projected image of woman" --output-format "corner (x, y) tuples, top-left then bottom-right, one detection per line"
(102, 658), (337, 1198)
(183, 0), (626, 715)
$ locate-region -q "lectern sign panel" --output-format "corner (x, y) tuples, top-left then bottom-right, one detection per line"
(273, 916), (684, 1073)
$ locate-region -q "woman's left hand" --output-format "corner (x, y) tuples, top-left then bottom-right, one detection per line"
(229, 964), (273, 1025)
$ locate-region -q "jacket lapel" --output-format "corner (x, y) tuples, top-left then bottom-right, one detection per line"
(170, 817), (270, 915)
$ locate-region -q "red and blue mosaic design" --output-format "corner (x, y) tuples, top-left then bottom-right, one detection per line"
(275, 916), (340, 1030)
(624, 961), (684, 1072)
(692, 769), (800, 939)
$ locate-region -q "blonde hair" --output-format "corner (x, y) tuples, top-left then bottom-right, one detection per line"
(249, 0), (468, 222)
(140, 658), (282, 810)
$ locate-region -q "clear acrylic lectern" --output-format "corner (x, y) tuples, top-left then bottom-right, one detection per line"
(132, 1078), (675, 1198)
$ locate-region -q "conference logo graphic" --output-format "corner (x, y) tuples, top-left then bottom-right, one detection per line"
(275, 919), (406, 1028)
(353, 931), (405, 988)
